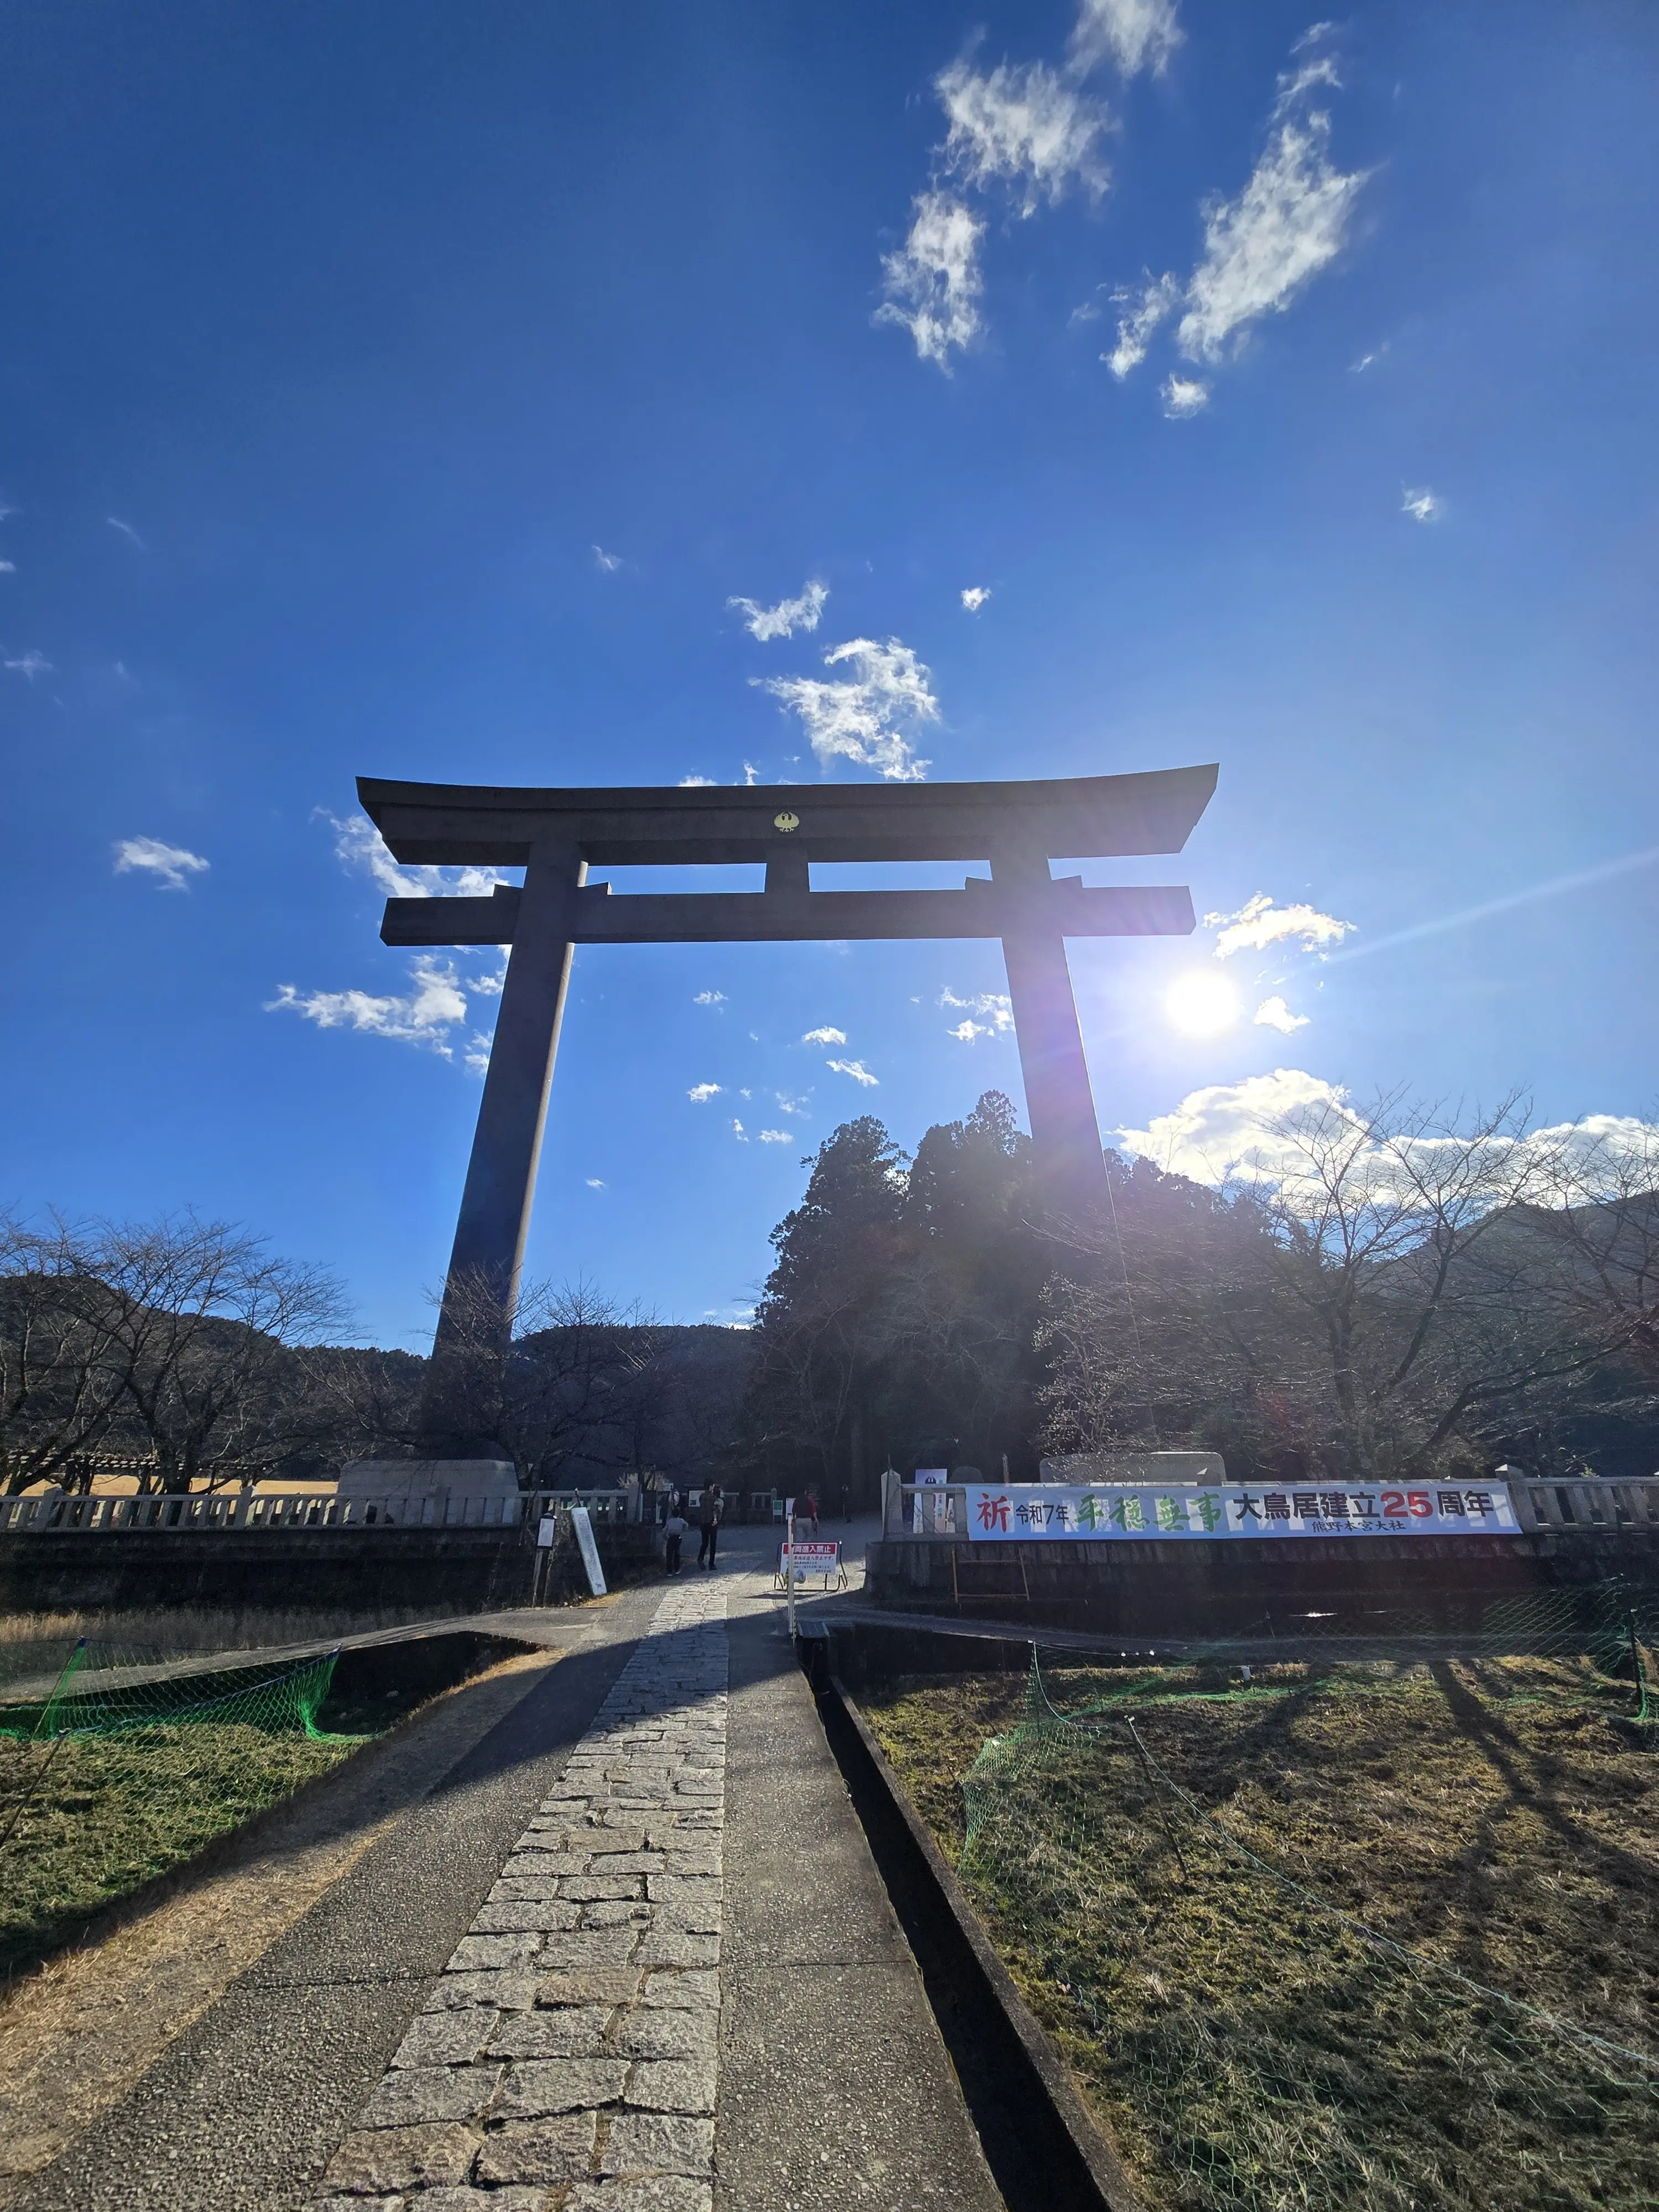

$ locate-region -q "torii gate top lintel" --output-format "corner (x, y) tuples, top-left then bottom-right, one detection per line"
(356, 763), (1217, 869)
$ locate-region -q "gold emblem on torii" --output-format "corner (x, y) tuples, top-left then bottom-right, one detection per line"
(773, 811), (801, 833)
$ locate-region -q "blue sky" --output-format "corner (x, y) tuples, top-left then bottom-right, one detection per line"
(3, 0), (1657, 1347)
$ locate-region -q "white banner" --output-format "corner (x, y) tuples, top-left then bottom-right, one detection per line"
(964, 1481), (1517, 1541)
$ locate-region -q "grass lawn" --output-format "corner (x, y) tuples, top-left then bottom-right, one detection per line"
(0, 1719), (364, 1976)
(863, 1655), (1659, 2212)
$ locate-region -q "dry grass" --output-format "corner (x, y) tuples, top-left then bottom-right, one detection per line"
(864, 1656), (1659, 2212)
(0, 1601), (478, 1691)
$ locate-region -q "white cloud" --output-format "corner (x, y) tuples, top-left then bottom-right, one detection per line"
(874, 191), (985, 371)
(743, 761), (760, 785)
(775, 1091), (811, 1115)
(827, 1058), (879, 1086)
(758, 1129), (790, 1143)
(266, 955), (469, 1057)
(1254, 994), (1310, 1033)
(727, 579), (829, 641)
(732, 1119), (749, 1141)
(936, 58), (1111, 217)
(1069, 0), (1182, 79)
(1206, 893), (1354, 959)
(758, 637), (938, 781)
(1119, 1067), (1344, 1182)
(688, 1082), (723, 1103)
(586, 1177), (607, 1188)
(1105, 271), (1178, 378)
(941, 987), (1015, 1032)
(1124, 1073), (1659, 1211)
(4, 649), (51, 681)
(693, 989), (727, 1005)
(1274, 28), (1344, 116)
(324, 810), (504, 902)
(1177, 108), (1367, 362)
(679, 774), (716, 787)
(1161, 374), (1209, 418)
(592, 545), (623, 573)
(1402, 487), (1444, 523)
(948, 1020), (990, 1042)
(465, 1033), (493, 1076)
(801, 1026), (847, 1046)
(107, 515), (146, 550)
(113, 836), (210, 892)
(0, 561), (14, 574)
(961, 585), (992, 612)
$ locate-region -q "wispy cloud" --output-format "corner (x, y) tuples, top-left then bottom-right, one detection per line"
(586, 1177), (607, 1189)
(936, 58), (1111, 217)
(324, 810), (505, 904)
(874, 191), (985, 371)
(1402, 487), (1444, 523)
(592, 544), (624, 573)
(801, 1026), (847, 1046)
(267, 956), (469, 1057)
(113, 836), (210, 893)
(961, 585), (992, 612)
(1176, 51), (1368, 364)
(1161, 375), (1209, 418)
(827, 1058), (879, 1086)
(3, 649), (51, 681)
(728, 579), (829, 641)
(0, 561), (14, 575)
(107, 515), (146, 551)
(679, 774), (716, 787)
(758, 1129), (790, 1143)
(758, 638), (938, 781)
(941, 988), (1015, 1035)
(775, 1090), (811, 1116)
(688, 1081), (723, 1103)
(1069, 0), (1182, 79)
(1254, 994), (1310, 1032)
(1105, 271), (1178, 378)
(1207, 893), (1354, 959)
(731, 1119), (750, 1141)
(694, 989), (727, 1005)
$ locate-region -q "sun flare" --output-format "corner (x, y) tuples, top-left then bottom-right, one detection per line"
(1166, 971), (1239, 1037)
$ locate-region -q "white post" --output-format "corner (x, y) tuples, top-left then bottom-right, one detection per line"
(786, 1507), (797, 1641)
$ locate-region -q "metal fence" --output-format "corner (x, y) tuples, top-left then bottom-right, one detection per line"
(0, 1487), (637, 1535)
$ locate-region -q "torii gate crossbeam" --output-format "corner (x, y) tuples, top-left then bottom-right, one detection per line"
(357, 764), (1217, 1375)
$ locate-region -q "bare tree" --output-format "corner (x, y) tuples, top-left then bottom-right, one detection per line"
(418, 1270), (667, 1484)
(1042, 1095), (1623, 1481)
(0, 1215), (129, 1493)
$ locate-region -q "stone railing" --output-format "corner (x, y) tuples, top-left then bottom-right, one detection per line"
(0, 1487), (635, 1536)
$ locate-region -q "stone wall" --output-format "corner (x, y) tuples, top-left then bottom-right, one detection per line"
(0, 1521), (659, 1615)
(864, 1527), (1659, 1634)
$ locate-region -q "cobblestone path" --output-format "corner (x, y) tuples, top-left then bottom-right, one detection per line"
(309, 1578), (727, 2212)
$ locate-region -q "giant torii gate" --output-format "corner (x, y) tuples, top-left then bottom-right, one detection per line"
(358, 763), (1217, 1369)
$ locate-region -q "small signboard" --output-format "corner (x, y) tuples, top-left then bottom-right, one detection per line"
(778, 1539), (845, 1588)
(913, 1466), (950, 1535)
(570, 1504), (608, 1594)
(965, 1482), (1518, 1541)
(536, 1515), (558, 1549)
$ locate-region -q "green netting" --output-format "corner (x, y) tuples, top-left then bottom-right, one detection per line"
(0, 1642), (341, 1741)
(954, 1601), (1659, 2212)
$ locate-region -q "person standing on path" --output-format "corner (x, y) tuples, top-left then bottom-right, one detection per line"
(663, 1506), (687, 1574)
(697, 1482), (723, 1569)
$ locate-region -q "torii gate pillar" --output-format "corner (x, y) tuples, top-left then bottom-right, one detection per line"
(357, 765), (1217, 1412)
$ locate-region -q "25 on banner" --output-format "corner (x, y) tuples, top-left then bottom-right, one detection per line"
(965, 1484), (1519, 1541)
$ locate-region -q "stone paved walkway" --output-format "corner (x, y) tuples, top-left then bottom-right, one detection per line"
(309, 1577), (728, 2212)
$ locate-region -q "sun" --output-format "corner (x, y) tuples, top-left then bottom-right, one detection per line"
(1166, 970), (1238, 1037)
